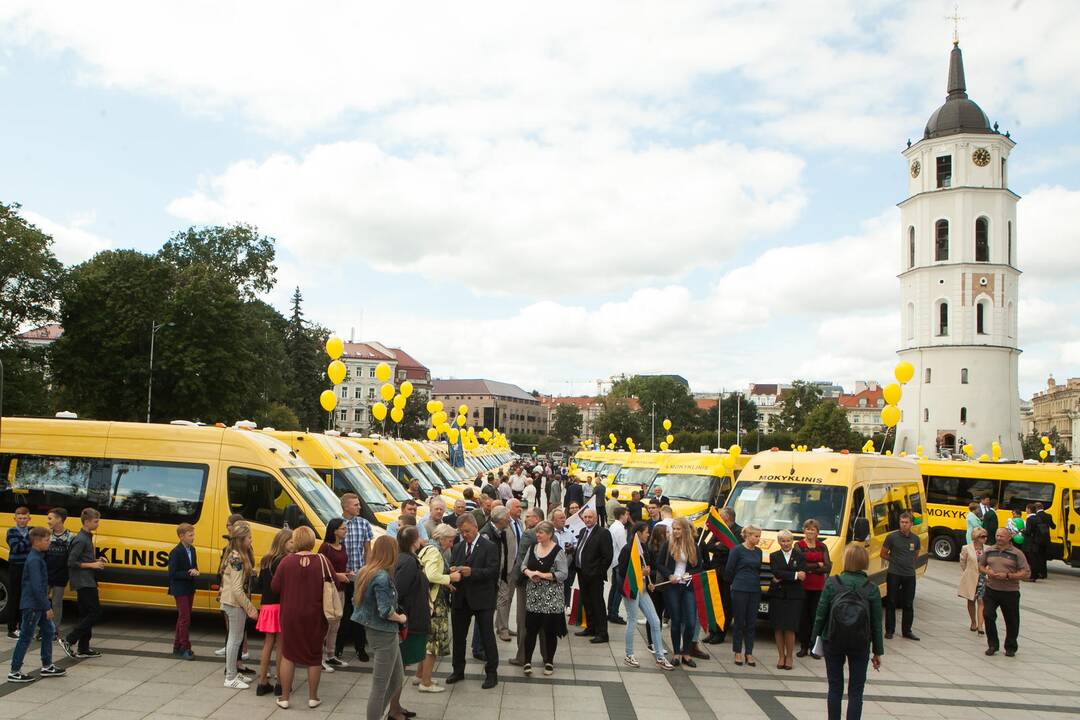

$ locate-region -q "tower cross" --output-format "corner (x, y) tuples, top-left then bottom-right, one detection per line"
(946, 3), (965, 45)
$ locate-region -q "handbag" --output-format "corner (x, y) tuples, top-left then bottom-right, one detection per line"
(317, 554), (343, 622)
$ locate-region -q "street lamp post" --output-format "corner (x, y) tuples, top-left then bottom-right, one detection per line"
(146, 320), (173, 423)
(651, 402), (656, 451)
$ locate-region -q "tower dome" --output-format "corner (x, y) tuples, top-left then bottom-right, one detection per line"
(923, 44), (993, 139)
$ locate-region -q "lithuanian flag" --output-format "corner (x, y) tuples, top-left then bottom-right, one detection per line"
(691, 569), (725, 632)
(622, 537), (645, 599)
(705, 507), (739, 549)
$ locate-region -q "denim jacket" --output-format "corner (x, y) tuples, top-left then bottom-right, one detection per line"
(352, 569), (399, 634)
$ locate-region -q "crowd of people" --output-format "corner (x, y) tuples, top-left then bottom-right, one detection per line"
(1, 461), (1050, 720)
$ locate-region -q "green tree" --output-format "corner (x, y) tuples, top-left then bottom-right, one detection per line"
(159, 224), (276, 300)
(398, 390), (431, 439)
(697, 394), (760, 434)
(611, 375), (698, 432)
(797, 402), (859, 450)
(551, 403), (584, 442)
(282, 287), (328, 430)
(592, 397), (643, 447)
(1021, 430), (1071, 462)
(771, 381), (824, 433)
(255, 402), (301, 430)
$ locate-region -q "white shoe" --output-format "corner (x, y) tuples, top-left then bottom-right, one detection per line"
(417, 683), (445, 693)
(637, 617), (647, 625)
(213, 647), (227, 656)
(224, 677), (250, 689)
(321, 660), (335, 672)
(241, 651), (250, 661)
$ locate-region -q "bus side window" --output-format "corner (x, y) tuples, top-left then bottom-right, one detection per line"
(868, 485), (891, 535)
(848, 487), (867, 542)
(227, 467), (286, 528)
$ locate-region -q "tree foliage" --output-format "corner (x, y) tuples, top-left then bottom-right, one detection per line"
(0, 203), (65, 343)
(1021, 430), (1071, 462)
(592, 397), (643, 447)
(797, 402), (860, 450)
(771, 380), (824, 432)
(551, 403), (583, 442)
(283, 287), (329, 430)
(611, 375), (697, 430)
(159, 224), (276, 300)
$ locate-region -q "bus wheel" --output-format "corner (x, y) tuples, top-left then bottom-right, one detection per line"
(0, 566), (9, 625)
(931, 533), (959, 561)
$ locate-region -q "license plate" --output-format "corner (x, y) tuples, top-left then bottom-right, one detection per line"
(758, 601), (769, 614)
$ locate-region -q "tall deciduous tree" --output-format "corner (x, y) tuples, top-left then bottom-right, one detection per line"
(592, 397), (642, 447)
(797, 402), (859, 450)
(697, 394), (760, 434)
(771, 380), (824, 433)
(551, 403), (584, 442)
(159, 224), (276, 299)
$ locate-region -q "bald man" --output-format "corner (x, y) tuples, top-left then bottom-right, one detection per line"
(573, 508), (613, 643)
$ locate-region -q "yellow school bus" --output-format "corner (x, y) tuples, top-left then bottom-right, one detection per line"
(356, 437), (438, 499)
(0, 417), (351, 623)
(918, 458), (1080, 565)
(609, 452), (666, 511)
(264, 431), (399, 527)
(570, 450), (603, 480)
(334, 436), (426, 518)
(645, 453), (746, 529)
(400, 440), (464, 501)
(725, 450), (928, 613)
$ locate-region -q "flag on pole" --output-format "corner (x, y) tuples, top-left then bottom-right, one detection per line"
(691, 569), (726, 632)
(705, 507), (740, 549)
(568, 587), (587, 628)
(621, 536), (645, 599)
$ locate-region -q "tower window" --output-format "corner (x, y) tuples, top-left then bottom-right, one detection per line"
(937, 301), (949, 336)
(975, 217), (989, 262)
(923, 408), (930, 422)
(937, 155), (952, 188)
(1007, 221), (1012, 264)
(908, 226), (916, 268)
(961, 368), (969, 384)
(935, 220), (949, 261)
(1001, 158), (1007, 187)
(960, 407), (967, 424)
(925, 368), (932, 384)
(976, 301), (987, 335)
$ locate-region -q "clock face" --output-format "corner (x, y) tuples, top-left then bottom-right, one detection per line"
(973, 148), (991, 167)
(910, 160), (921, 178)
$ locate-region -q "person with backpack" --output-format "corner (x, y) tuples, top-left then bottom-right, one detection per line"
(812, 543), (883, 720)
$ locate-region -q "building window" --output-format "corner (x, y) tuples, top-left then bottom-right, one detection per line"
(368, 388), (375, 400)
(354, 387), (362, 398)
(338, 410), (347, 421)
(1007, 221), (1012, 264)
(369, 367), (375, 378)
(935, 220), (949, 261)
(961, 368), (969, 384)
(975, 217), (989, 262)
(960, 407), (967, 424)
(908, 226), (916, 268)
(976, 301), (988, 335)
(923, 408), (930, 422)
(937, 301), (949, 336)
(340, 385), (348, 398)
(937, 155), (952, 188)
(925, 368), (932, 384)
(354, 409), (362, 422)
(1001, 158), (1007, 187)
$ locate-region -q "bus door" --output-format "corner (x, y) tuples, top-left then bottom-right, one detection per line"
(1064, 488), (1080, 567)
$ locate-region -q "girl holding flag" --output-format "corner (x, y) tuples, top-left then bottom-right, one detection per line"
(619, 523), (675, 671)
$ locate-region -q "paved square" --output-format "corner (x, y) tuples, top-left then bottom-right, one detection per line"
(3, 560), (1078, 719)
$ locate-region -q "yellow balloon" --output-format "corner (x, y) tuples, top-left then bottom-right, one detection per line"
(880, 404), (901, 428)
(426, 428), (437, 441)
(439, 422), (451, 434)
(432, 401), (444, 413)
(894, 361), (915, 385)
(372, 402), (387, 421)
(916, 445), (925, 457)
(729, 445), (741, 458)
(380, 383), (395, 402)
(435, 411), (448, 426)
(325, 336), (343, 360)
(320, 390), (337, 412)
(375, 362), (392, 383)
(392, 394), (406, 409)
(458, 404), (468, 416)
(659, 441), (669, 451)
(882, 383), (902, 406)
(456, 414), (466, 427)
(963, 444), (974, 457)
(666, 434), (674, 444)
(1039, 449), (1048, 459)
(609, 433), (616, 442)
(327, 359), (346, 385)
(885, 450), (892, 456)
(448, 428), (459, 444)
(662, 418), (672, 431)
(426, 399), (437, 414)
(978, 453), (989, 461)
(1040, 436), (1049, 444)
(390, 407), (404, 423)
(400, 381), (413, 398)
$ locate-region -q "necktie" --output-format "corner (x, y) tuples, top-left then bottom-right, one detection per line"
(465, 541), (473, 562)
(514, 523), (521, 542)
(499, 531), (508, 582)
(577, 528), (590, 565)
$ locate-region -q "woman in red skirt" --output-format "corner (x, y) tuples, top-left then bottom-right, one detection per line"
(271, 526), (328, 709)
(796, 518), (832, 658)
(255, 528), (294, 696)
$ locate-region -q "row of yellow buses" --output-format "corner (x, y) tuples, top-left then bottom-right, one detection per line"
(0, 417), (514, 623)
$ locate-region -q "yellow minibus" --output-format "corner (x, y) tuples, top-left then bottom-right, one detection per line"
(645, 453), (744, 529)
(609, 452), (665, 508)
(0, 417), (348, 623)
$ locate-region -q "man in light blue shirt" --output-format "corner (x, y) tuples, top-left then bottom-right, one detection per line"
(386, 499), (430, 540)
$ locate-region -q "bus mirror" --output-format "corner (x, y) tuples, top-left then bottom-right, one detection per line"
(852, 517), (870, 542)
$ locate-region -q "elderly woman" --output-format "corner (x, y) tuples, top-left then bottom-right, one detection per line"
(957, 527), (988, 634)
(521, 520), (568, 676)
(768, 529), (806, 670)
(413, 523), (461, 692)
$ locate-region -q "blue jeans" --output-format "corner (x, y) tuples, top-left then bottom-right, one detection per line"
(731, 590), (760, 655)
(663, 584), (696, 657)
(624, 590), (665, 660)
(606, 569), (623, 618)
(824, 644), (870, 720)
(11, 609), (54, 673)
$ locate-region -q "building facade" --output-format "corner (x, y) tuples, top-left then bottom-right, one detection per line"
(433, 379), (548, 437)
(1030, 376), (1080, 455)
(541, 395), (603, 440)
(332, 342), (432, 434)
(894, 42), (1022, 459)
(838, 382), (886, 437)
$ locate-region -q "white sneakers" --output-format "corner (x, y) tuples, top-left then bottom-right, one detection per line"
(224, 676), (250, 689)
(213, 647), (227, 656)
(320, 659), (335, 672)
(417, 683), (445, 693)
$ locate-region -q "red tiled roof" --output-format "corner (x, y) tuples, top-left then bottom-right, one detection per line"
(838, 387), (885, 409)
(749, 384), (779, 396)
(388, 347), (427, 371)
(16, 323), (63, 341)
(696, 399), (719, 410)
(341, 342), (395, 361)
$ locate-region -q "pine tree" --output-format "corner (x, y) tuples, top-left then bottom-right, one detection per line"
(283, 287), (327, 430)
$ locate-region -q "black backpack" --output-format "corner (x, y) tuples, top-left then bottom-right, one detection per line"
(825, 576), (872, 653)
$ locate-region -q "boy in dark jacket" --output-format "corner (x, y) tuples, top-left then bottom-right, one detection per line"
(168, 523), (199, 659)
(5, 506), (31, 638)
(7, 527), (67, 682)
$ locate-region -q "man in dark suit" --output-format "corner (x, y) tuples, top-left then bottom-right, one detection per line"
(980, 496), (999, 538)
(573, 507), (613, 643)
(564, 477), (585, 510)
(594, 480), (608, 526)
(446, 514), (501, 689)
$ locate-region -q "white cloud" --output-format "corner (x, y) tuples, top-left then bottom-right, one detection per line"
(19, 209), (111, 265)
(168, 138), (806, 295)
(1018, 186), (1080, 283)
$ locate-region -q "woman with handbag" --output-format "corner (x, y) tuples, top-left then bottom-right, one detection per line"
(318, 518), (350, 671)
(354, 535), (408, 720)
(394, 528), (431, 669)
(271, 525), (329, 709)
(414, 523), (461, 692)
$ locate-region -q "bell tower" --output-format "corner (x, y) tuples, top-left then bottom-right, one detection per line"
(894, 42), (1022, 458)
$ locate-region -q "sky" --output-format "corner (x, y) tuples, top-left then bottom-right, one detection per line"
(2, 0), (1079, 400)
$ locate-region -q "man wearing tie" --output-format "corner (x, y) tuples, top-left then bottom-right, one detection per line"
(573, 508), (613, 643)
(445, 514), (501, 689)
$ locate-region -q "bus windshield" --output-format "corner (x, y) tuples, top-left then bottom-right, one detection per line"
(575, 459), (599, 472)
(365, 461), (411, 502)
(726, 481), (847, 536)
(615, 466), (658, 488)
(333, 466), (391, 510)
(597, 463), (622, 478)
(432, 458), (463, 485)
(416, 461), (448, 489)
(282, 467), (345, 527)
(391, 463), (434, 494)
(650, 473), (715, 502)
